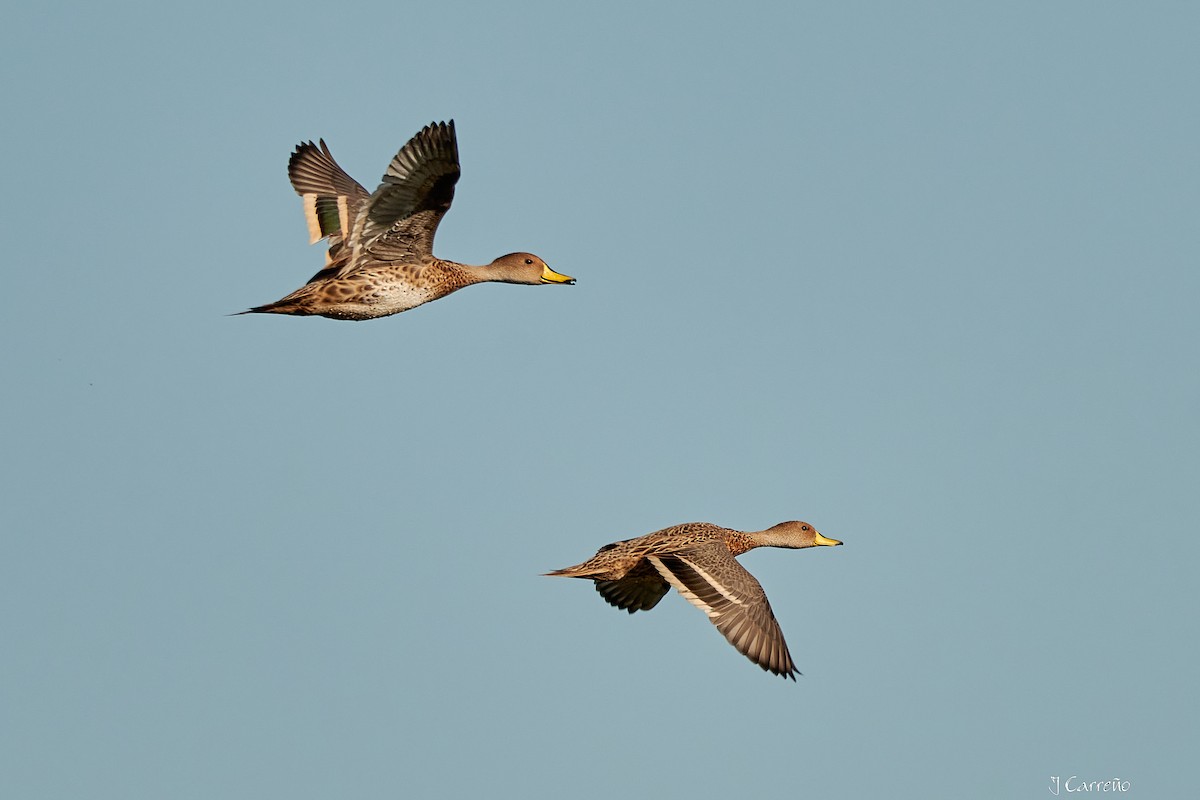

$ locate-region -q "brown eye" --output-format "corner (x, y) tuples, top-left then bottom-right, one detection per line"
(524, 258), (533, 265)
(802, 525), (810, 531)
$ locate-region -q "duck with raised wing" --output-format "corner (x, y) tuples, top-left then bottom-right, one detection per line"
(546, 521), (842, 679)
(241, 120), (574, 320)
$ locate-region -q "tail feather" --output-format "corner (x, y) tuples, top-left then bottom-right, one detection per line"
(232, 299), (312, 316)
(543, 564), (596, 578)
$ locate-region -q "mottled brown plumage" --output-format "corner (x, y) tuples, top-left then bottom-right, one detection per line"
(240, 121), (574, 320)
(547, 521), (842, 679)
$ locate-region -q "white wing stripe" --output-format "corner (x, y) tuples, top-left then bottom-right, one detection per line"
(301, 194), (322, 244)
(675, 555), (747, 607)
(649, 556), (718, 617)
(648, 554), (748, 620)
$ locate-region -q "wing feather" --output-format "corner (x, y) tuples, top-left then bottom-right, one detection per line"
(287, 139), (369, 244)
(354, 120), (460, 266)
(649, 545), (798, 679)
(594, 571), (671, 614)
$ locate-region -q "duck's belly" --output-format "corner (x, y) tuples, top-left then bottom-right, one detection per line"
(321, 280), (455, 320)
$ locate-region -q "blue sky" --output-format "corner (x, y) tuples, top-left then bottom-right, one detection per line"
(2, 2), (1197, 798)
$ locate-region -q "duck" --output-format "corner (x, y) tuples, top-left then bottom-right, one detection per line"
(240, 120), (574, 320)
(546, 520), (842, 679)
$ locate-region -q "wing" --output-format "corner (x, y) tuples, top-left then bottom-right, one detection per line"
(649, 545), (799, 679)
(287, 140), (371, 281)
(354, 120), (460, 267)
(288, 139), (370, 243)
(594, 564), (671, 614)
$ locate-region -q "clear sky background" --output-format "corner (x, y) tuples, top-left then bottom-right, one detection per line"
(2, 2), (1196, 798)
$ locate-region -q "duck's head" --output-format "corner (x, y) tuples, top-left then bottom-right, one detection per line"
(490, 252), (575, 285)
(764, 520), (842, 549)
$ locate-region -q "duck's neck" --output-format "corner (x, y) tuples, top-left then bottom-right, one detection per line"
(455, 260), (527, 285)
(753, 525), (805, 549)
